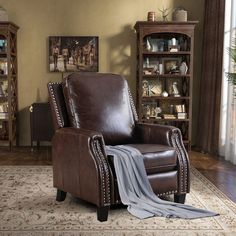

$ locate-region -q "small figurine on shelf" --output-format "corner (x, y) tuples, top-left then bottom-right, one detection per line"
(142, 80), (150, 97)
(172, 81), (180, 97)
(159, 7), (170, 21)
(142, 104), (151, 119)
(155, 106), (162, 119)
(150, 106), (157, 118)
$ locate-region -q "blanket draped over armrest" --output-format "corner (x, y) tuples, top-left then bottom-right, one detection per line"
(106, 145), (218, 219)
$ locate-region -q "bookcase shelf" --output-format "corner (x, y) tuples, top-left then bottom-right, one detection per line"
(134, 21), (198, 151)
(0, 22), (19, 149)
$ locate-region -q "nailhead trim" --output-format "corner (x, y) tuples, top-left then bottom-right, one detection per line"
(128, 88), (138, 122)
(158, 190), (178, 197)
(48, 82), (63, 128)
(169, 129), (189, 193)
(91, 138), (111, 205)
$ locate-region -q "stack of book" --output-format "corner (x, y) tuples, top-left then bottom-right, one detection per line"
(0, 112), (8, 119)
(177, 112), (187, 119)
(163, 114), (176, 119)
(175, 104), (186, 113)
(175, 104), (187, 119)
(0, 102), (8, 119)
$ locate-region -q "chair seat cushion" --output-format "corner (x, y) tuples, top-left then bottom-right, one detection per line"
(126, 144), (177, 174)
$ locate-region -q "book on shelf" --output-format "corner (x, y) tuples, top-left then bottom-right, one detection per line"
(177, 112), (187, 119)
(0, 112), (8, 119)
(175, 104), (186, 113)
(163, 114), (176, 119)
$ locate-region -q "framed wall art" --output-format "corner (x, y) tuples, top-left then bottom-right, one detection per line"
(49, 36), (98, 72)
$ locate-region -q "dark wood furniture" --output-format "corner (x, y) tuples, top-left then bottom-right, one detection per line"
(134, 21), (198, 151)
(0, 22), (19, 149)
(30, 103), (54, 149)
(48, 73), (190, 222)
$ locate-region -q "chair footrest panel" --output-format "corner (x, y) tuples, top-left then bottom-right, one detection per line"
(148, 171), (178, 195)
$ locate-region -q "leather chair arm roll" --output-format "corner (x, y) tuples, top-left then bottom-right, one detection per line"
(52, 127), (113, 207)
(136, 122), (190, 194)
(136, 122), (178, 146)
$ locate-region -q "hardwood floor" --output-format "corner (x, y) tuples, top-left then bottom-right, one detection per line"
(0, 146), (236, 203)
(190, 151), (236, 203)
(0, 146), (52, 165)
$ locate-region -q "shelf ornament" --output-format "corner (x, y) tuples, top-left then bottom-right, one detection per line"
(0, 6), (8, 21)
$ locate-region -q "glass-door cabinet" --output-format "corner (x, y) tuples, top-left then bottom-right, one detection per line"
(134, 21), (197, 151)
(0, 22), (19, 149)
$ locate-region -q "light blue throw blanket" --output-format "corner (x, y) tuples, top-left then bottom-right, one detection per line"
(106, 145), (218, 219)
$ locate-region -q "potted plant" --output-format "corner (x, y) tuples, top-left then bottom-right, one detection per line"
(226, 39), (236, 97)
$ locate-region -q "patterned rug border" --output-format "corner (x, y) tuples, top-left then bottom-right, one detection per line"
(190, 166), (236, 212)
(1, 165), (235, 211)
(1, 165), (236, 236)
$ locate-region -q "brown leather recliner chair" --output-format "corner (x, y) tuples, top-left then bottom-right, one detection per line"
(48, 73), (190, 222)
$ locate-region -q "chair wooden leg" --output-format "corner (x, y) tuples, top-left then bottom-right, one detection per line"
(174, 194), (186, 204)
(97, 206), (109, 222)
(56, 189), (67, 202)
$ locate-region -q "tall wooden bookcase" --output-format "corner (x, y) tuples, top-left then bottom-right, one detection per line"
(0, 22), (19, 149)
(134, 21), (197, 151)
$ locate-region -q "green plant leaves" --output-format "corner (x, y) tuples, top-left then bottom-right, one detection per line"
(226, 39), (236, 97)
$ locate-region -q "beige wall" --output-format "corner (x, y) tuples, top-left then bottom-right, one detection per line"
(1, 0), (204, 145)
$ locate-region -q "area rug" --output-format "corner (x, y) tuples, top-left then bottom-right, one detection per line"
(0, 166), (236, 236)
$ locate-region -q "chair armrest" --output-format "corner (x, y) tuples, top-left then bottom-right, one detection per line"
(136, 122), (179, 146)
(52, 127), (112, 207)
(136, 122), (190, 194)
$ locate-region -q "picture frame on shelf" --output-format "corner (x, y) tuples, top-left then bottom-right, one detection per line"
(49, 36), (99, 72)
(162, 57), (181, 74)
(149, 79), (163, 96)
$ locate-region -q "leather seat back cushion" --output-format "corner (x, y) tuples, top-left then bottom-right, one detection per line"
(62, 73), (136, 145)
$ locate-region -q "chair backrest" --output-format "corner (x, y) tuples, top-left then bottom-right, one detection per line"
(48, 73), (138, 145)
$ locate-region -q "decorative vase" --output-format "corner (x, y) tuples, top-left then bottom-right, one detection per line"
(161, 90), (168, 97)
(179, 62), (188, 75)
(158, 63), (163, 74)
(146, 37), (152, 51)
(173, 7), (187, 22)
(147, 12), (156, 21)
(0, 6), (8, 21)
